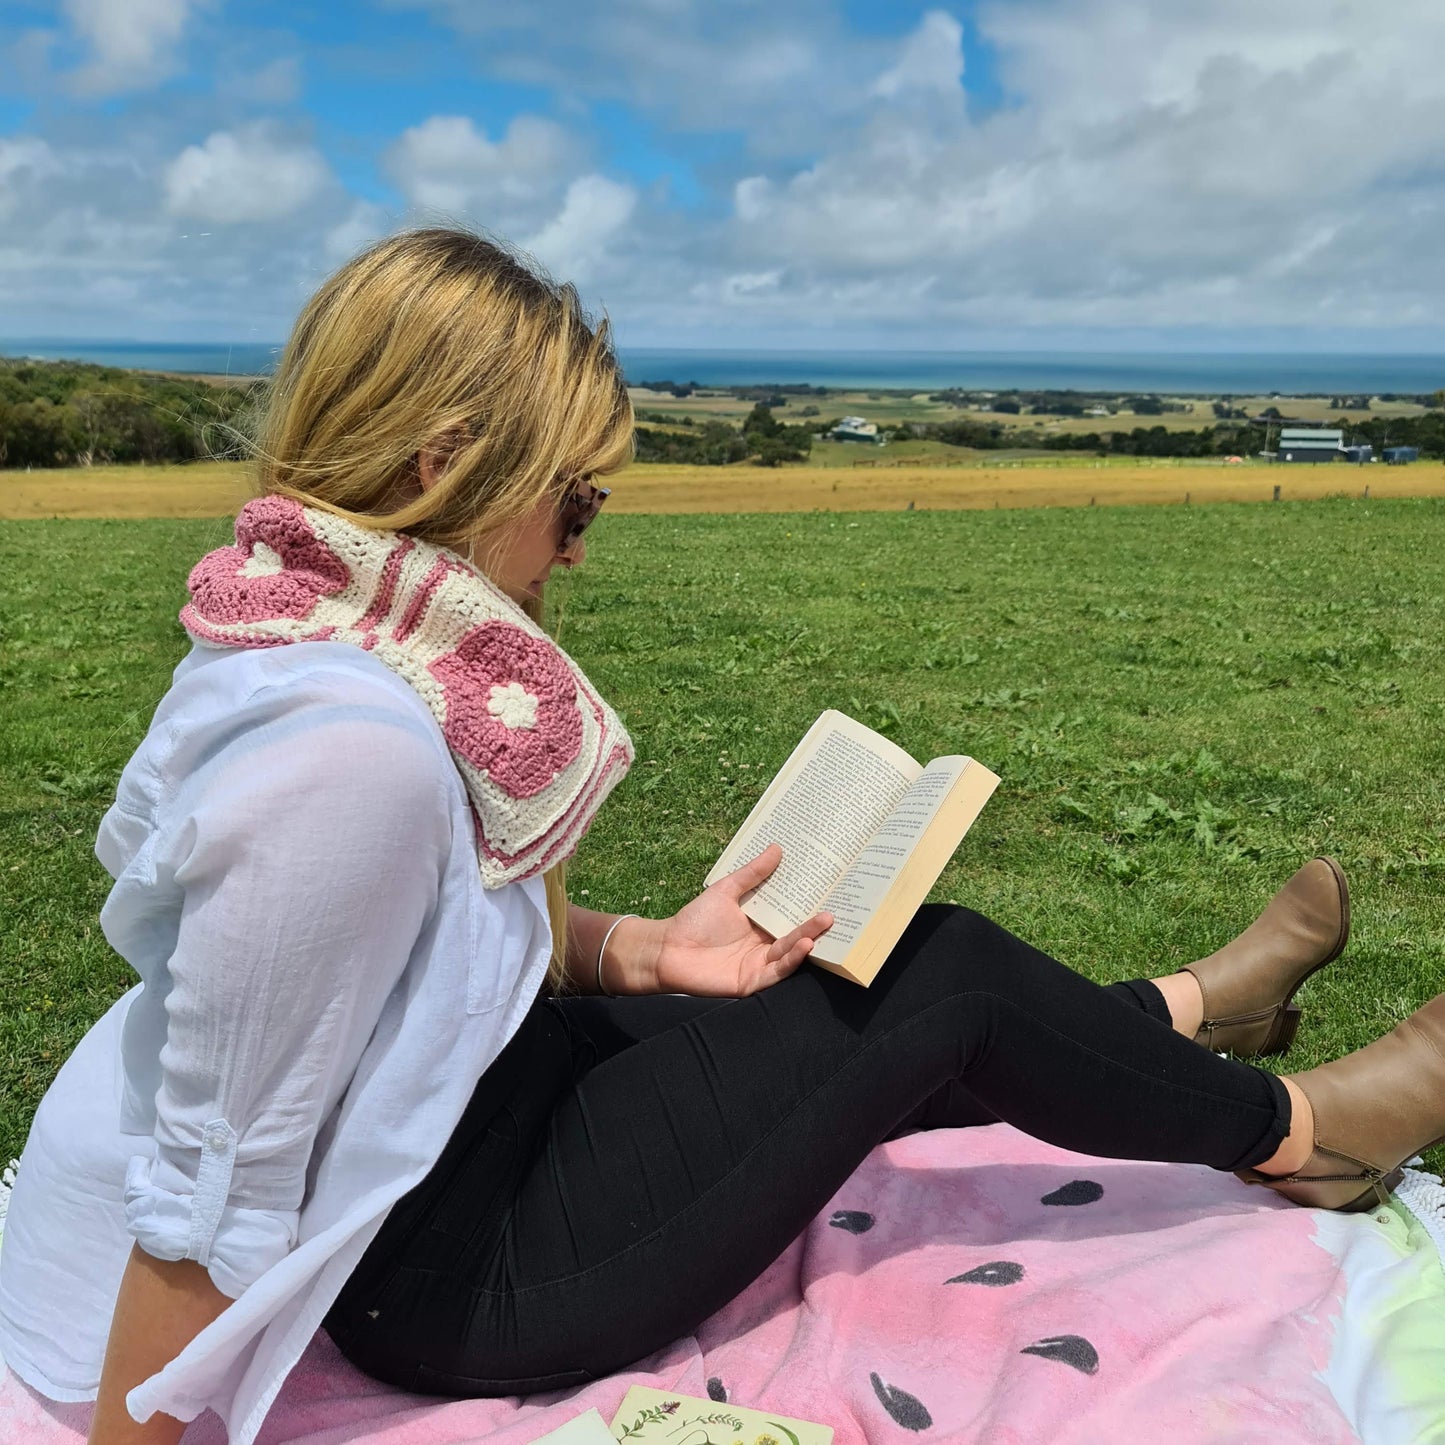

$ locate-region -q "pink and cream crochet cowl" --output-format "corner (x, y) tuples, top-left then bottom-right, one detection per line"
(182, 496), (634, 887)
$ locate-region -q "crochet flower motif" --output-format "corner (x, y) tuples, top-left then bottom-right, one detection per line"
(429, 621), (583, 798)
(486, 680), (539, 730)
(187, 496), (350, 624)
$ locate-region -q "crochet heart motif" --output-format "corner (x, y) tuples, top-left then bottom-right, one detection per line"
(182, 496), (633, 886)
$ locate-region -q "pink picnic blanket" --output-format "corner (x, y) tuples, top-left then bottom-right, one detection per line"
(6, 1123), (1444, 1443)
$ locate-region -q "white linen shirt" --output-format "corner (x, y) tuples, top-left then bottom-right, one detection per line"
(0, 641), (553, 1442)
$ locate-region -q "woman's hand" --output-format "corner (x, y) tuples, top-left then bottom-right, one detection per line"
(650, 843), (833, 997)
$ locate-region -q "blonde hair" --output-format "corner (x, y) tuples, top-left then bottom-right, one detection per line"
(251, 227), (634, 990)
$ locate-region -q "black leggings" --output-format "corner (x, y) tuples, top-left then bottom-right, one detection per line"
(324, 904), (1291, 1395)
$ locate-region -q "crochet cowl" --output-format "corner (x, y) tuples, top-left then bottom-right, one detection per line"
(181, 496), (634, 887)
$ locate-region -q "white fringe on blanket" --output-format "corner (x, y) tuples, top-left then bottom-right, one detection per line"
(1396, 1160), (1445, 1265)
(0, 1160), (16, 1237)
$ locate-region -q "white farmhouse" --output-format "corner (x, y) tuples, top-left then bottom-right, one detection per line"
(831, 415), (880, 443)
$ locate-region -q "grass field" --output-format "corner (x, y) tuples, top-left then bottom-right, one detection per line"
(3, 501), (1444, 1174)
(6, 456), (1445, 520)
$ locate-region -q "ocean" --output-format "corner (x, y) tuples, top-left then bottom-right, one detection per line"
(6, 339), (1445, 396)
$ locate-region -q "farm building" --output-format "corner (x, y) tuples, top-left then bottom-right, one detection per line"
(1385, 446), (1420, 464)
(1278, 427), (1344, 463)
(831, 416), (880, 443)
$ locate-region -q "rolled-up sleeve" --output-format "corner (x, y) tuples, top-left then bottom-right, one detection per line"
(123, 681), (454, 1297)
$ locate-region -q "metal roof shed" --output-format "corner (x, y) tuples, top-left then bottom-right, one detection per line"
(1278, 428), (1343, 463)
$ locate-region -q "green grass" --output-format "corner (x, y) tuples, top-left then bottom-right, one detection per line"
(3, 502), (1444, 1174)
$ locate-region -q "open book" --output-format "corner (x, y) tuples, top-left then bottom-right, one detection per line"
(705, 710), (1000, 986)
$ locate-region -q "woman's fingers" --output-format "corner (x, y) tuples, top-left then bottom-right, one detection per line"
(718, 841), (783, 898)
(776, 936), (815, 974)
(766, 910), (834, 966)
(807, 909), (834, 938)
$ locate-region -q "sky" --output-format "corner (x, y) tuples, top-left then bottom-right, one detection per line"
(2, 0), (1445, 352)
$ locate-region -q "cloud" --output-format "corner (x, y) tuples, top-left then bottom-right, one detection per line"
(10, 0), (1445, 347)
(522, 174), (637, 281)
(360, 0), (1445, 343)
(381, 0), (879, 152)
(324, 200), (392, 264)
(0, 138), (63, 223)
(0, 138), (60, 186)
(61, 0), (204, 96)
(707, 0), (1445, 337)
(0, 123), (361, 342)
(872, 10), (964, 99)
(383, 114), (584, 229)
(163, 124), (332, 224)
(230, 55), (303, 107)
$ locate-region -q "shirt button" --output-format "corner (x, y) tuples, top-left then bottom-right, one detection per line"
(204, 1125), (229, 1151)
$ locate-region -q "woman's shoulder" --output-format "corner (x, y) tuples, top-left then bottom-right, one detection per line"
(172, 639), (437, 722)
(113, 643), (463, 836)
(169, 641), (446, 748)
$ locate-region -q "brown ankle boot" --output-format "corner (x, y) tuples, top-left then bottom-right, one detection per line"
(1181, 858), (1349, 1057)
(1236, 993), (1445, 1212)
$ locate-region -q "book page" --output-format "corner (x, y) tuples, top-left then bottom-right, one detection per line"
(530, 1410), (616, 1445)
(706, 711), (921, 934)
(810, 757), (969, 963)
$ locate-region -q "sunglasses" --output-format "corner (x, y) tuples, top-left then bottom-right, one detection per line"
(557, 479), (610, 552)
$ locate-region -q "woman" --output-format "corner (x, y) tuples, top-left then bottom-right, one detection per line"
(0, 228), (1441, 1445)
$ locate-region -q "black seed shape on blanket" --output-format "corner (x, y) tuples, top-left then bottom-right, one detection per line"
(946, 1260), (1024, 1287)
(707, 1377), (727, 1402)
(829, 1209), (876, 1234)
(1040, 1179), (1104, 1206)
(1020, 1335), (1100, 1375)
(870, 1372), (933, 1431)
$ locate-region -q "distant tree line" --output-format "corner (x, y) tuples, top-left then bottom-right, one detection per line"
(729, 383), (830, 400)
(900, 413), (1445, 459)
(0, 358), (258, 468)
(896, 416), (1256, 456)
(634, 421), (750, 465)
(1332, 410), (1445, 457)
(633, 378), (703, 398)
(1036, 425), (1248, 457)
(633, 380), (831, 401)
(926, 388), (1190, 417)
(634, 402), (813, 466)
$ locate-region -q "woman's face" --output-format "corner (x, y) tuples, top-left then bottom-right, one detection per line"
(417, 444), (596, 606)
(470, 494), (585, 605)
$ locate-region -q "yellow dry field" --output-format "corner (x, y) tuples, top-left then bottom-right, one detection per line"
(608, 460), (1445, 512)
(5, 457), (1445, 521)
(0, 461), (257, 520)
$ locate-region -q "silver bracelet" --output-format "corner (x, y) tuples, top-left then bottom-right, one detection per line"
(596, 914), (638, 998)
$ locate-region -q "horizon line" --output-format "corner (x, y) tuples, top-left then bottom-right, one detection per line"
(6, 338), (1445, 359)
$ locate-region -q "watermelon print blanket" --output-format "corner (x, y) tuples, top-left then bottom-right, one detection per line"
(4, 1123), (1443, 1444)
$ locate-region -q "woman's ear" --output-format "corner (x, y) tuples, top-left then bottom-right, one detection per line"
(416, 429), (466, 492)
(416, 444), (450, 493)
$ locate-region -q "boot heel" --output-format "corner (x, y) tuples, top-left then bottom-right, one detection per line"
(1262, 1004), (1303, 1056)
